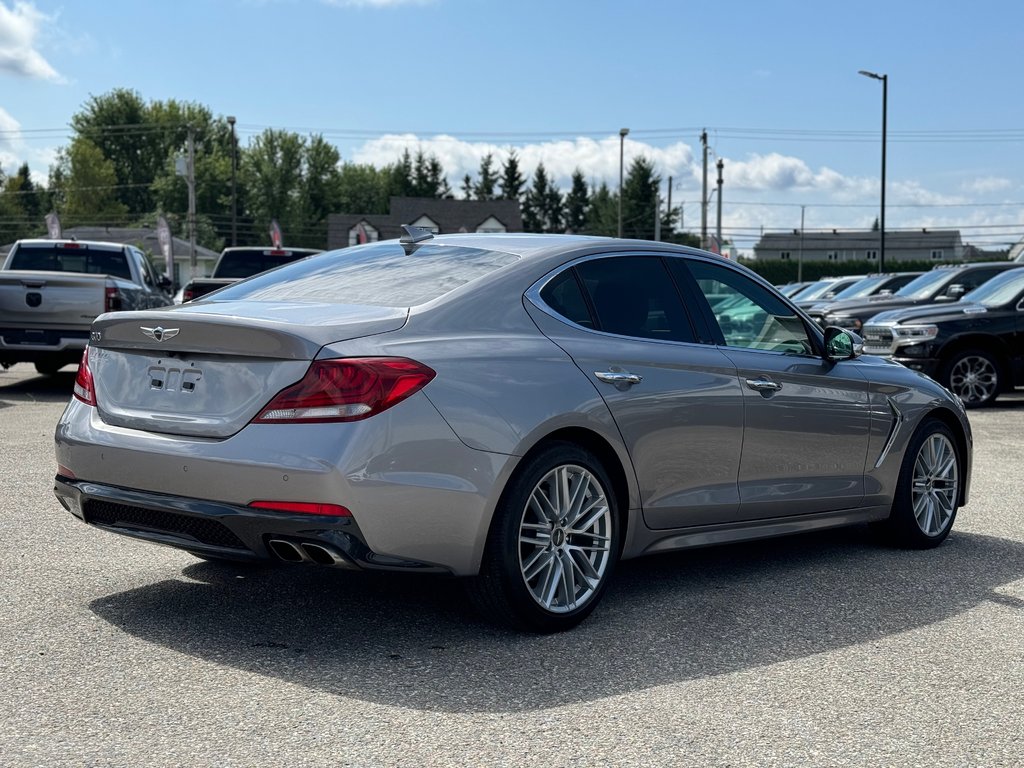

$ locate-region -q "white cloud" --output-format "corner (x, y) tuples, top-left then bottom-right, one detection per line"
(0, 1), (62, 81)
(352, 134), (695, 191)
(961, 176), (1013, 195)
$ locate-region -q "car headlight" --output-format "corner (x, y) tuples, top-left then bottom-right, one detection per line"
(891, 324), (938, 341)
(824, 315), (863, 331)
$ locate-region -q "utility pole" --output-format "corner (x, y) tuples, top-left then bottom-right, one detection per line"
(654, 193), (661, 241)
(700, 130), (708, 249)
(666, 176), (672, 236)
(798, 205), (805, 283)
(716, 158), (724, 254)
(187, 126), (196, 282)
(227, 116), (237, 247)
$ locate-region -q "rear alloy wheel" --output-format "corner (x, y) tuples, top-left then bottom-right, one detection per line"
(943, 349), (1001, 408)
(469, 443), (620, 632)
(878, 419), (961, 549)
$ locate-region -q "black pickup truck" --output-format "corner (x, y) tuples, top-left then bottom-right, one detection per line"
(861, 265), (1024, 407)
(181, 246), (321, 302)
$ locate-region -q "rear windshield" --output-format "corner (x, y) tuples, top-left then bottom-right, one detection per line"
(8, 244), (131, 280)
(895, 269), (954, 299)
(212, 242), (520, 306)
(215, 249), (319, 278)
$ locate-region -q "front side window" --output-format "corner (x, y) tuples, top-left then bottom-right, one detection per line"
(681, 260), (813, 354)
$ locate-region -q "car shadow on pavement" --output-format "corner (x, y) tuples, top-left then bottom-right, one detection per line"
(89, 527), (1024, 714)
(0, 369), (76, 404)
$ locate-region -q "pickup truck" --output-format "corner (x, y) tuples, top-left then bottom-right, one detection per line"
(0, 238), (173, 375)
(180, 246), (321, 302)
(861, 264), (1024, 407)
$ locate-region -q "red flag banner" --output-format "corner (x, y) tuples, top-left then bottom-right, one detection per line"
(269, 219), (283, 248)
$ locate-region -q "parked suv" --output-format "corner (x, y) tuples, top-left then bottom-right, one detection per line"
(861, 265), (1024, 407)
(803, 272), (922, 327)
(820, 261), (1023, 333)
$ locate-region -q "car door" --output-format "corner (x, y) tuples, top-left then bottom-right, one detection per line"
(528, 253), (744, 529)
(673, 258), (872, 520)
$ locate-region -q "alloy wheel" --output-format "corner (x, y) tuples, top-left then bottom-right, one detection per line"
(911, 433), (959, 537)
(517, 464), (613, 614)
(948, 354), (998, 405)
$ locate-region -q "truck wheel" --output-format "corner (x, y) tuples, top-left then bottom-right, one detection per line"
(467, 442), (620, 633)
(942, 349), (1001, 408)
(34, 361), (66, 376)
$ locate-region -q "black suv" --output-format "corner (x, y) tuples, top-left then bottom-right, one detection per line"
(861, 265), (1024, 407)
(819, 261), (1022, 333)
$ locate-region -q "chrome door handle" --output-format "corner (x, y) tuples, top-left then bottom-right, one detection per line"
(745, 377), (782, 392)
(595, 371), (643, 386)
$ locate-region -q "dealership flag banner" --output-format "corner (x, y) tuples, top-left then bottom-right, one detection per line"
(45, 212), (61, 239)
(269, 219), (283, 248)
(156, 216), (174, 282)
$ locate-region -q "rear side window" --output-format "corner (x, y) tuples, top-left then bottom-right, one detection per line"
(575, 256), (696, 343)
(9, 245), (131, 280)
(215, 243), (520, 306)
(539, 270), (593, 328)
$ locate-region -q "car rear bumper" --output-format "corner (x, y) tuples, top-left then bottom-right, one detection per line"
(54, 476), (448, 572)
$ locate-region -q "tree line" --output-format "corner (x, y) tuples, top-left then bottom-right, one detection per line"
(0, 88), (698, 252)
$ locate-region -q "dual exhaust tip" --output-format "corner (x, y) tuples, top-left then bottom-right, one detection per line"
(267, 538), (358, 570)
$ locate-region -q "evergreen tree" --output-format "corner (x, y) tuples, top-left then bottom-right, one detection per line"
(621, 156), (661, 240)
(584, 181), (617, 236)
(499, 150), (525, 201)
(523, 163), (563, 233)
(389, 149), (415, 198)
(474, 153), (498, 200)
(564, 169), (589, 233)
(427, 156), (451, 198)
(461, 173), (474, 199)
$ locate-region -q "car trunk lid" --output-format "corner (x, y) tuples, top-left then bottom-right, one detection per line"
(88, 302), (408, 438)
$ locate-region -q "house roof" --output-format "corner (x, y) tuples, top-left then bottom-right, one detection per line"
(754, 229), (963, 253)
(327, 196), (523, 248)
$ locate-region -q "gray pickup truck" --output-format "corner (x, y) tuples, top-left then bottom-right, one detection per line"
(181, 246), (321, 302)
(0, 238), (173, 375)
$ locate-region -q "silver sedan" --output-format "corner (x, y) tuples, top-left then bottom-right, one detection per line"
(54, 231), (972, 632)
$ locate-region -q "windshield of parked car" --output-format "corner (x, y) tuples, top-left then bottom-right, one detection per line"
(791, 279), (838, 301)
(214, 242), (520, 306)
(831, 274), (891, 299)
(961, 267), (1024, 307)
(894, 269), (955, 299)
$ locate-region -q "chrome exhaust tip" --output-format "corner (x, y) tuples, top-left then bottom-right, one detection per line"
(301, 542), (358, 570)
(268, 538), (304, 563)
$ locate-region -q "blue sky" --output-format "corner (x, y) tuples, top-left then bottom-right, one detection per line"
(2, 0), (1023, 253)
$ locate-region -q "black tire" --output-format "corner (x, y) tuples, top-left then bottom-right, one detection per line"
(34, 361), (66, 376)
(941, 348), (1002, 408)
(468, 442), (621, 632)
(875, 418), (962, 549)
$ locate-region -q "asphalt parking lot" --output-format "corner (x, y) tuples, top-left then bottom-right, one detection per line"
(2, 364), (1023, 767)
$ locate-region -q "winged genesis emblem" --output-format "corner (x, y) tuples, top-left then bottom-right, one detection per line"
(140, 326), (180, 342)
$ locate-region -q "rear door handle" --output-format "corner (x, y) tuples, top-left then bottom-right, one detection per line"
(595, 371), (643, 387)
(745, 377), (782, 392)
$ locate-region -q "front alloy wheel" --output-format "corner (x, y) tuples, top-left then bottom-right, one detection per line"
(878, 418), (962, 549)
(469, 442), (620, 632)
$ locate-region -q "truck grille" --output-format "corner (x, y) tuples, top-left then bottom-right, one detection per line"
(861, 326), (894, 355)
(84, 500), (247, 550)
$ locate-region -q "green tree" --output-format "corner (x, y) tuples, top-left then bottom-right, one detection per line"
(474, 153), (498, 200)
(621, 156), (660, 240)
(240, 128), (306, 245)
(564, 169), (589, 233)
(337, 162), (391, 215)
(461, 173), (473, 199)
(523, 163), (562, 233)
(499, 150), (525, 201)
(583, 181), (617, 236)
(48, 137), (128, 226)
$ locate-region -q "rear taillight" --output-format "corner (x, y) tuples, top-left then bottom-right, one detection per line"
(105, 285), (121, 312)
(182, 286), (194, 302)
(73, 346), (96, 406)
(254, 357), (435, 424)
(249, 500), (351, 517)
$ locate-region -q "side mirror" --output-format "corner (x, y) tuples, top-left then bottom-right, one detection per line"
(946, 283), (966, 298)
(824, 326), (863, 361)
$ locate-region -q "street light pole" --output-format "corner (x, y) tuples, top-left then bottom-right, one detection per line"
(618, 128), (629, 238)
(859, 70), (887, 273)
(227, 115), (238, 247)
